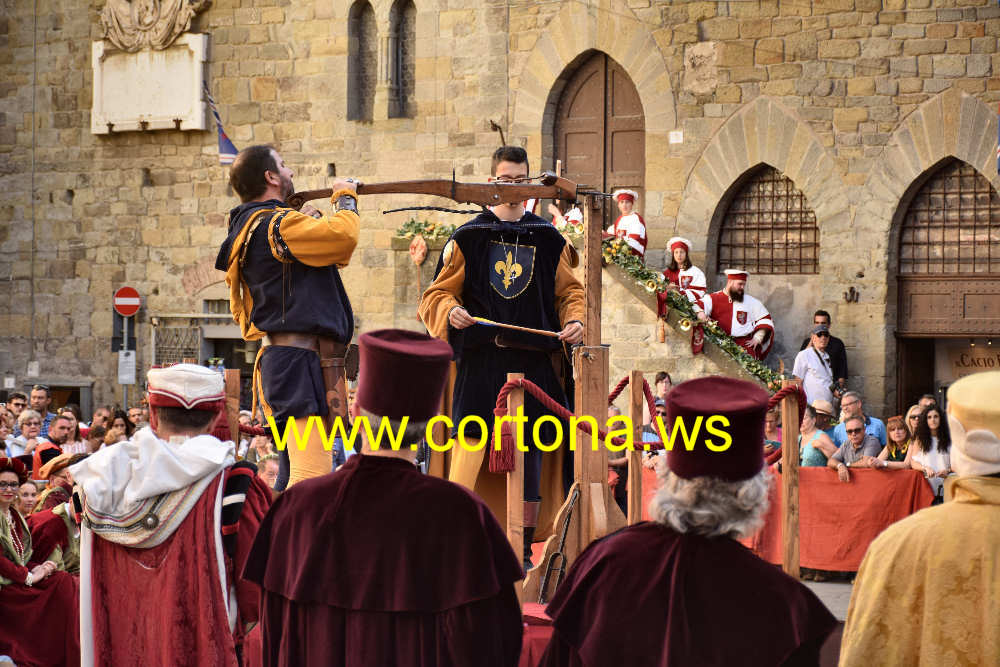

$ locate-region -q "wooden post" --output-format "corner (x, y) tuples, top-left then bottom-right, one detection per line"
(224, 369), (241, 445)
(780, 378), (801, 578)
(581, 192), (602, 346)
(627, 370), (644, 525)
(505, 372), (525, 603)
(571, 193), (611, 549)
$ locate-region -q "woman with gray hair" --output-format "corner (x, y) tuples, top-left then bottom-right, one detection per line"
(8, 410), (43, 458)
(540, 376), (836, 667)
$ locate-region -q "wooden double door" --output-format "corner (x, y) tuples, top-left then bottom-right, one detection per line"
(553, 52), (645, 203)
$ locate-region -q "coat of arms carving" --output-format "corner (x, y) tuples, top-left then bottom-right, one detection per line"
(101, 0), (211, 52)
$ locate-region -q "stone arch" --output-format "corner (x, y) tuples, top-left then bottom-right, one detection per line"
(862, 88), (1000, 276)
(676, 97), (851, 275)
(509, 0), (674, 179)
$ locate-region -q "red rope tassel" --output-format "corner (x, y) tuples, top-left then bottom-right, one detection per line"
(490, 381), (518, 473)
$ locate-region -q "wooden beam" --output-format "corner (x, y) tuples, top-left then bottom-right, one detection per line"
(780, 378), (802, 578)
(573, 344), (609, 548)
(627, 370), (644, 525)
(505, 372), (525, 604)
(224, 369), (241, 445)
(581, 193), (602, 346)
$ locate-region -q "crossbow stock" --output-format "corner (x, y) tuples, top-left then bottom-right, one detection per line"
(285, 171), (593, 211)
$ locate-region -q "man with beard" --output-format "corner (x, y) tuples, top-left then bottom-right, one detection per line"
(216, 145), (360, 490)
(694, 269), (774, 360)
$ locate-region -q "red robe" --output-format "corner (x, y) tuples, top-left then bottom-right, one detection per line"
(700, 290), (775, 360)
(244, 453), (524, 666)
(0, 510), (80, 667)
(83, 471), (271, 666)
(27, 505), (77, 572)
(540, 522), (836, 667)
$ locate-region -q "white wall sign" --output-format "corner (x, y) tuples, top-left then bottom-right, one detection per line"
(118, 350), (137, 385)
(92, 33), (209, 134)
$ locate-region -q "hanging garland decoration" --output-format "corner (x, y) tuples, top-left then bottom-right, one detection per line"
(394, 218), (457, 241)
(602, 238), (783, 392)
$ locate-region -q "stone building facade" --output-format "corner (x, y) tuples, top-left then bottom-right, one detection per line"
(2, 0), (1000, 418)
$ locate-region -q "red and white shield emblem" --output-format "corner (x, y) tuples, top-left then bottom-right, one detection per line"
(681, 276), (691, 289)
(736, 311), (748, 325)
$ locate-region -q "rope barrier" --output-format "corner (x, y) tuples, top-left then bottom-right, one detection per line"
(489, 375), (805, 473)
(238, 423), (268, 436)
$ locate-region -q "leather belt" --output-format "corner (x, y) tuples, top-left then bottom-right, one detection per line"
(262, 332), (349, 423)
(263, 332), (346, 357)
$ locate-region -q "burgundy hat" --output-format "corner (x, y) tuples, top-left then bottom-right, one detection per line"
(0, 457), (29, 485)
(356, 329), (453, 421)
(666, 376), (769, 482)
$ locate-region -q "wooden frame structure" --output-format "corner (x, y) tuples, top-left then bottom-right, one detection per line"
(512, 193), (803, 603)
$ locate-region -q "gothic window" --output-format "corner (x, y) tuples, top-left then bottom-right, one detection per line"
(348, 0), (376, 121)
(389, 0), (416, 118)
(899, 159), (1000, 275)
(717, 166), (819, 274)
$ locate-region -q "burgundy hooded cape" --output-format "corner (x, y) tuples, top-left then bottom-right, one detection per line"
(540, 522), (836, 667)
(243, 454), (524, 666)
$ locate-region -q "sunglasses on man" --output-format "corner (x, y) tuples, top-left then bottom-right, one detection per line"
(846, 427), (864, 435)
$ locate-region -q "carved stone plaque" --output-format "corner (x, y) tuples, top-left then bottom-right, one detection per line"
(91, 33), (208, 134)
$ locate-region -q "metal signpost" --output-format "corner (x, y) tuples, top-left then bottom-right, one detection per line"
(113, 286), (141, 407)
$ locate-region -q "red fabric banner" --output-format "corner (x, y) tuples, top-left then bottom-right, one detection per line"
(741, 468), (934, 571)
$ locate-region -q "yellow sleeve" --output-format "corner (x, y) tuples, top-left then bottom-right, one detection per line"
(273, 208), (360, 268)
(554, 243), (585, 326)
(418, 241), (465, 340)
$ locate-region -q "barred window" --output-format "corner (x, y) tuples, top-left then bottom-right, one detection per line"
(718, 166), (818, 274)
(347, 0), (376, 121)
(389, 0), (416, 118)
(900, 159), (1000, 275)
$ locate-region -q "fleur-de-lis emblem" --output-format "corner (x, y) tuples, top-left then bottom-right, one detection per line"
(494, 251), (522, 290)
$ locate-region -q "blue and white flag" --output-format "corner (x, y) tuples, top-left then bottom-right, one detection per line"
(203, 81), (238, 165)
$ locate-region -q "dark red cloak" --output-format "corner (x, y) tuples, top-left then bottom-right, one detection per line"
(0, 511), (80, 667)
(27, 506), (73, 570)
(540, 522), (836, 667)
(243, 453), (524, 666)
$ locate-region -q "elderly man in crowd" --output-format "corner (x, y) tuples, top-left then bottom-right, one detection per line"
(840, 371), (1000, 665)
(833, 391), (886, 448)
(540, 376), (836, 666)
(828, 415), (882, 483)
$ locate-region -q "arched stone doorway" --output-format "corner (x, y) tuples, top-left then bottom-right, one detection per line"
(553, 51), (645, 202)
(894, 157), (1000, 411)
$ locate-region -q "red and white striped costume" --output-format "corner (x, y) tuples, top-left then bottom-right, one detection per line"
(607, 213), (647, 257)
(697, 289), (774, 360)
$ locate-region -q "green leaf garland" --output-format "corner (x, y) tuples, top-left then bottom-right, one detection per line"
(602, 238), (783, 391)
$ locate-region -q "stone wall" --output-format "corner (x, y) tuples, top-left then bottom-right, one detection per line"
(2, 0), (1000, 416)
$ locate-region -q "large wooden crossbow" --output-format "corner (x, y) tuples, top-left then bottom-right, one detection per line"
(286, 171), (604, 211)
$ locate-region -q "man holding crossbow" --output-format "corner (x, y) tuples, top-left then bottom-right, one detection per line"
(419, 145), (585, 570)
(216, 145), (361, 490)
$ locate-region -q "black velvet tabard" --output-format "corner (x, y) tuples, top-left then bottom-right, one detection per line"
(433, 211), (571, 444)
(215, 199), (355, 343)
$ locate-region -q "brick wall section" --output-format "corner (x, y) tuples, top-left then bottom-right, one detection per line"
(2, 0), (1000, 414)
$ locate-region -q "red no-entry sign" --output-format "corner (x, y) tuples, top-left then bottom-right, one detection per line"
(113, 286), (141, 317)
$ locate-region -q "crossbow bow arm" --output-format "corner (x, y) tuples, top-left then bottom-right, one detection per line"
(285, 172), (579, 211)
